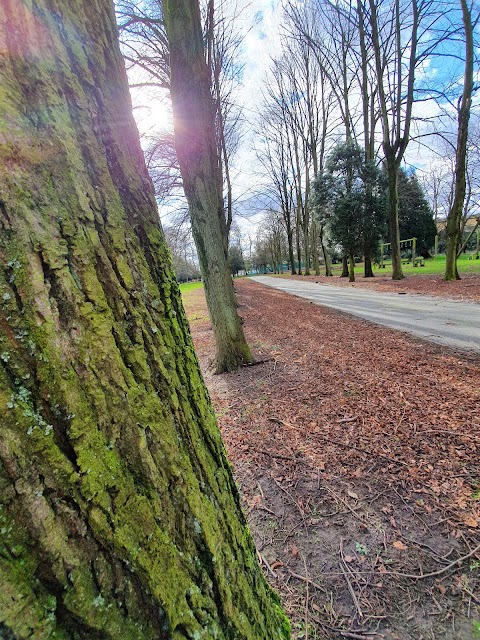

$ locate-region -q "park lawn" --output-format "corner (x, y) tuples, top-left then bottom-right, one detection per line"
(269, 254), (480, 278)
(179, 281), (208, 327)
(357, 253), (480, 277)
(179, 280), (203, 293)
(182, 279), (480, 640)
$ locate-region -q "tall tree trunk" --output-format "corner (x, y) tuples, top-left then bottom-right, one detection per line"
(0, 1), (289, 638)
(296, 217), (302, 275)
(320, 224), (333, 277)
(385, 158), (404, 280)
(445, 0), (474, 281)
(349, 252), (356, 282)
(341, 254), (349, 277)
(287, 229), (296, 275)
(312, 221), (320, 276)
(364, 254), (374, 278)
(162, 0), (252, 372)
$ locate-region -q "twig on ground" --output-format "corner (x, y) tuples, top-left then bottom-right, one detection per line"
(323, 485), (367, 526)
(340, 633), (382, 640)
(340, 560), (364, 620)
(271, 475), (306, 520)
(302, 553), (309, 640)
(400, 535), (454, 562)
(257, 551), (277, 578)
(255, 504), (278, 516)
(287, 569), (327, 594)
(243, 357), (274, 367)
(386, 542), (480, 580)
(257, 481), (264, 499)
(257, 449), (296, 461)
(339, 539), (365, 621)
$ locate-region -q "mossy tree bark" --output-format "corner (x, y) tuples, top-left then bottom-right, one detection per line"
(348, 252), (356, 282)
(0, 1), (289, 638)
(161, 0), (253, 373)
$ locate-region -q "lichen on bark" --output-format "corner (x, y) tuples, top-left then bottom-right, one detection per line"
(0, 0), (289, 637)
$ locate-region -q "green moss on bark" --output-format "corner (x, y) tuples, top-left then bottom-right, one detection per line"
(0, 0), (289, 637)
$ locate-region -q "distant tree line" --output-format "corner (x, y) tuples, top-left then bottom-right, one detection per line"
(255, 0), (479, 281)
(253, 141), (438, 279)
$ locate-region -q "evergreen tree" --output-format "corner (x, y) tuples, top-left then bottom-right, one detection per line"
(397, 169), (437, 257)
(312, 143), (385, 281)
(228, 245), (245, 276)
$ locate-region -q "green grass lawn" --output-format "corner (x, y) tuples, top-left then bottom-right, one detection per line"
(179, 281), (203, 293)
(269, 254), (480, 278)
(356, 254), (479, 277)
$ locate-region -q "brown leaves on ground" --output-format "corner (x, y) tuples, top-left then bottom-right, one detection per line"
(184, 278), (480, 640)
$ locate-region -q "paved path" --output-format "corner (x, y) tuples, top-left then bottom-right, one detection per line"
(252, 276), (480, 354)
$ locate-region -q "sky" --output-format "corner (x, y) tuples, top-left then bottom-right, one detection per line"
(126, 0), (478, 237)
(127, 0), (285, 236)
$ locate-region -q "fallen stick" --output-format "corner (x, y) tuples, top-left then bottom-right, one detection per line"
(340, 633), (381, 640)
(323, 485), (367, 526)
(386, 542), (480, 580)
(287, 569), (326, 593)
(257, 449), (296, 461)
(339, 539), (365, 621)
(257, 551), (277, 578)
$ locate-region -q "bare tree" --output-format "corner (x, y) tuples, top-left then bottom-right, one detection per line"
(256, 107), (297, 273)
(257, 10), (335, 276)
(118, 0), (245, 252)
(162, 0), (252, 372)
(285, 0), (371, 276)
(144, 130), (183, 202)
(444, 0), (479, 279)
(367, 0), (451, 279)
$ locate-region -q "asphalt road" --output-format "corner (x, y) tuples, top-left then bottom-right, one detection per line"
(252, 276), (480, 354)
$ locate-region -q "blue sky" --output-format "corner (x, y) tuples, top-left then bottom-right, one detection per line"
(127, 0), (478, 230)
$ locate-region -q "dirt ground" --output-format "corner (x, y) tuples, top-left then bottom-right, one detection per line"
(183, 277), (480, 640)
(275, 272), (480, 304)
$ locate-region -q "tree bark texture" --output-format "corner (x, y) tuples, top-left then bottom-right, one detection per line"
(386, 159), (405, 280)
(444, 0), (474, 281)
(320, 225), (332, 277)
(287, 229), (296, 275)
(363, 254), (374, 278)
(0, 1), (289, 638)
(161, 0), (252, 372)
(348, 252), (355, 282)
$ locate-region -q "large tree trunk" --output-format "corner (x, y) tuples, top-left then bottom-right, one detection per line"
(445, 0), (474, 281)
(162, 0), (252, 372)
(319, 225), (333, 277)
(296, 218), (302, 275)
(0, 1), (289, 638)
(287, 229), (296, 275)
(385, 158), (405, 280)
(364, 254), (374, 278)
(349, 252), (356, 282)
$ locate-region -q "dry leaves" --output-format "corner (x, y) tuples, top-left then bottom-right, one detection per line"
(392, 540), (408, 551)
